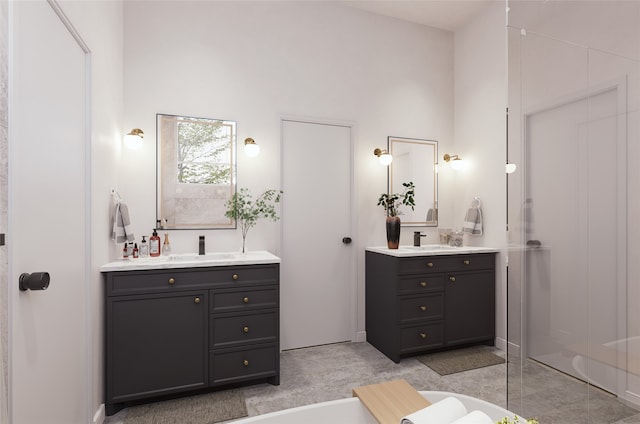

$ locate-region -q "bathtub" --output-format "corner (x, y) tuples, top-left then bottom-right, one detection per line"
(233, 391), (515, 424)
(572, 335), (640, 406)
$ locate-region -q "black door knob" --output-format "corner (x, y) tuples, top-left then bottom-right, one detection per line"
(19, 272), (50, 291)
(342, 237), (352, 244)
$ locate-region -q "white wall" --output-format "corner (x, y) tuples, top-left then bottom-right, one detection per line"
(121, 1), (455, 340)
(453, 2), (507, 347)
(56, 1), (123, 421)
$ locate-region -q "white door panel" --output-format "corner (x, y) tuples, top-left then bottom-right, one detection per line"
(281, 120), (353, 350)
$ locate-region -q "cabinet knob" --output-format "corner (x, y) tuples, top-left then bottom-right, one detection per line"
(243, 326), (249, 333)
(420, 281), (427, 287)
(194, 297), (201, 304)
(232, 274), (239, 281)
(243, 359), (249, 367)
(168, 277), (175, 285)
(426, 262), (434, 268)
(463, 259), (470, 265)
(419, 332), (427, 339)
(420, 305), (427, 312)
(243, 296), (249, 304)
(449, 276), (456, 282)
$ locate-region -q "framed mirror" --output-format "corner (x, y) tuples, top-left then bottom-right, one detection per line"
(156, 113), (236, 229)
(388, 136), (438, 226)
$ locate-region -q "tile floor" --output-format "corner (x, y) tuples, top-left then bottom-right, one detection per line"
(104, 342), (640, 424)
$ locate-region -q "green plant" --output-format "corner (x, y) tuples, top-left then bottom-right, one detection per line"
(377, 181), (416, 217)
(224, 188), (283, 253)
(496, 415), (539, 424)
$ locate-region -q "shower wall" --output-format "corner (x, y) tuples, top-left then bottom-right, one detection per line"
(507, 0), (640, 414)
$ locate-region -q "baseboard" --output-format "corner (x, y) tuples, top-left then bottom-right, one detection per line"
(495, 337), (507, 352)
(624, 390), (640, 408)
(355, 331), (366, 343)
(93, 403), (105, 424)
(496, 338), (521, 358)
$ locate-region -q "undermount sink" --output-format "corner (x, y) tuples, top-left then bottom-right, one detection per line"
(402, 244), (460, 251)
(168, 252), (238, 262)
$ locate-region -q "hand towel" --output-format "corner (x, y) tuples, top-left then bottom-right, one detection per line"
(401, 396), (467, 424)
(450, 410), (494, 424)
(462, 198), (483, 235)
(112, 202), (135, 243)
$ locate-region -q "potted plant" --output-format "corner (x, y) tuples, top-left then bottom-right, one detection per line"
(377, 181), (415, 249)
(225, 188), (283, 253)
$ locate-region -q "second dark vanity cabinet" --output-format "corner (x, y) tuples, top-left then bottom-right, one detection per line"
(104, 263), (279, 415)
(365, 250), (496, 363)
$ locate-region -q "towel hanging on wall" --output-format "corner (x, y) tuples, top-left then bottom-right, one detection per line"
(111, 190), (135, 243)
(462, 197), (483, 236)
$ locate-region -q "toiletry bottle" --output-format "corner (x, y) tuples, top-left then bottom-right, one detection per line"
(139, 236), (149, 257)
(122, 242), (129, 259)
(149, 229), (161, 257)
(162, 233), (171, 254)
(132, 243), (139, 259)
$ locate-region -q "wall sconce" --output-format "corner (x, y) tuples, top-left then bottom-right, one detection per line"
(443, 153), (464, 171)
(124, 128), (144, 150)
(506, 162), (517, 174)
(244, 137), (260, 157)
(373, 148), (393, 166)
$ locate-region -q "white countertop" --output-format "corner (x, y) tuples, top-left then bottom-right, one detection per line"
(100, 250), (281, 272)
(366, 245), (499, 257)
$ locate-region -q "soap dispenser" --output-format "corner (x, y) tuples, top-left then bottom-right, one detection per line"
(162, 233), (171, 255)
(139, 236), (149, 257)
(149, 229), (161, 257)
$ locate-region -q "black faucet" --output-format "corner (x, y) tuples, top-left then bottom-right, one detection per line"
(413, 231), (426, 247)
(199, 235), (205, 255)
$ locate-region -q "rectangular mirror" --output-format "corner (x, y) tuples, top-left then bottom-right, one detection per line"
(157, 113), (236, 229)
(388, 136), (438, 226)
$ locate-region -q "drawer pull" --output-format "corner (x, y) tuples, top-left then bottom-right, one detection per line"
(232, 274), (239, 281)
(168, 277), (175, 285)
(449, 276), (456, 282)
(243, 296), (250, 303)
(194, 297), (201, 304)
(419, 332), (427, 339)
(243, 359), (249, 367)
(243, 326), (249, 333)
(420, 305), (427, 312)
(426, 262), (434, 268)
(463, 259), (470, 265)
(419, 281), (427, 287)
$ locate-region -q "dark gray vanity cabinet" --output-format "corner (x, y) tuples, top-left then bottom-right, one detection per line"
(365, 251), (496, 363)
(104, 263), (279, 415)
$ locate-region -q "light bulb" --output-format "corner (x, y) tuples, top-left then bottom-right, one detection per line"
(379, 153), (393, 166)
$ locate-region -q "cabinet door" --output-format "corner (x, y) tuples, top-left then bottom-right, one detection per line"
(106, 291), (208, 404)
(444, 271), (495, 345)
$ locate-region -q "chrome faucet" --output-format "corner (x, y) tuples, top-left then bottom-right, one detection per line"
(199, 235), (205, 255)
(413, 231), (426, 247)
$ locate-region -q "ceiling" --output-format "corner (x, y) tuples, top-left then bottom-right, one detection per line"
(339, 0), (495, 32)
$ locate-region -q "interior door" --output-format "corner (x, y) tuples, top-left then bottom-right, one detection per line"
(9, 1), (90, 422)
(525, 86), (624, 394)
(281, 119), (354, 350)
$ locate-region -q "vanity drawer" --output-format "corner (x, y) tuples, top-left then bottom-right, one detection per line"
(400, 322), (444, 352)
(210, 344), (278, 385)
(210, 286), (279, 313)
(210, 310), (278, 349)
(398, 275), (444, 294)
(398, 294), (444, 323)
(107, 265), (279, 296)
(436, 254), (495, 272)
(398, 257), (449, 275)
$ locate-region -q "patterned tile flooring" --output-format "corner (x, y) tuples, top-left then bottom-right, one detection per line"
(105, 342), (640, 424)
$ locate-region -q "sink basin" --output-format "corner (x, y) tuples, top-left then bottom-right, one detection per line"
(402, 244), (459, 251)
(168, 252), (237, 262)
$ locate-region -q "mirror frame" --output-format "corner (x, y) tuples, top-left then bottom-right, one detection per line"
(156, 113), (237, 230)
(388, 136), (438, 227)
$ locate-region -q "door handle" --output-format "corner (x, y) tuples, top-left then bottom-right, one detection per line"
(342, 237), (352, 244)
(19, 272), (50, 291)
(526, 240), (542, 247)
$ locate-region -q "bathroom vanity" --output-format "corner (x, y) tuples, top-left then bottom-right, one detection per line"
(365, 246), (497, 363)
(101, 251), (280, 415)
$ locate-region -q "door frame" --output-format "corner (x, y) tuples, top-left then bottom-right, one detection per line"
(279, 115), (358, 345)
(521, 76), (628, 400)
(7, 0), (93, 421)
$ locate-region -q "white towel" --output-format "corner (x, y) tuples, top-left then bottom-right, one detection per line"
(112, 202), (135, 243)
(401, 397), (467, 424)
(462, 198), (483, 235)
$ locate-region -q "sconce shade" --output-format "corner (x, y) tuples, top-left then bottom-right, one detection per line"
(244, 137), (260, 157)
(443, 153), (464, 171)
(124, 128), (144, 150)
(374, 148), (393, 166)
(506, 163), (517, 174)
